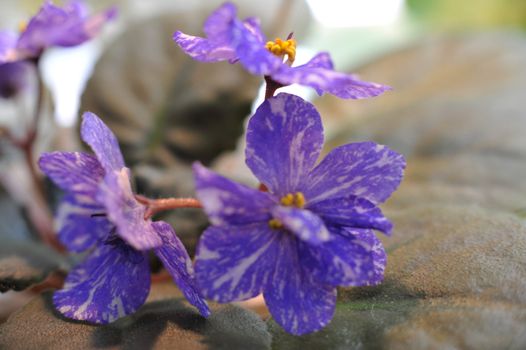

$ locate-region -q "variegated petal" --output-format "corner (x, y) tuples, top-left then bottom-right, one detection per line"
(53, 242), (150, 324)
(195, 223), (279, 302)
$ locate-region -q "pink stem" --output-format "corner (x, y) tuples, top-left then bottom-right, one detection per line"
(135, 194), (202, 220)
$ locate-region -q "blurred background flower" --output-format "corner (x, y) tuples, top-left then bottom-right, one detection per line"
(2, 0), (524, 127)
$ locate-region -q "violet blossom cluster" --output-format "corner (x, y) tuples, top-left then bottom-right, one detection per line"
(1, 1), (405, 336)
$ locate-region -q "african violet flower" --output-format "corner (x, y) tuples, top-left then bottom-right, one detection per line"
(192, 93), (405, 335)
(38, 112), (209, 323)
(173, 2), (390, 99)
(0, 0), (116, 64)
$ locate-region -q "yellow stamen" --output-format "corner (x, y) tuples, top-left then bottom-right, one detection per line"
(294, 192), (306, 208)
(265, 37), (296, 63)
(271, 192), (306, 231)
(268, 218), (284, 230)
(279, 192), (306, 208)
(280, 193), (294, 206)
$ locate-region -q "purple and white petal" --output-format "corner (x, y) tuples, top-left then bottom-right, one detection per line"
(303, 142), (406, 205)
(245, 93), (324, 196)
(152, 221), (210, 317)
(264, 235), (336, 335)
(99, 168), (162, 250)
(271, 206), (330, 245)
(80, 112), (125, 173)
(339, 227), (386, 285)
(242, 17), (265, 43)
(193, 162), (274, 226)
(362, 229), (387, 285)
(308, 195), (393, 235)
(272, 53), (391, 99)
(55, 193), (112, 252)
(299, 227), (386, 287)
(272, 52), (333, 95)
(75, 6), (117, 46)
(38, 152), (104, 196)
(230, 18), (282, 75)
(173, 31), (236, 62)
(38, 0), (117, 47)
(53, 241), (150, 324)
(173, 2), (236, 62)
(323, 72), (392, 99)
(17, 1), (114, 55)
(195, 223), (279, 302)
(203, 2), (236, 43)
(16, 1), (69, 55)
(0, 31), (18, 63)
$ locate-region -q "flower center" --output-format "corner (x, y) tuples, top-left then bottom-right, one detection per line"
(265, 36), (296, 64)
(268, 192), (306, 230)
(280, 192), (305, 208)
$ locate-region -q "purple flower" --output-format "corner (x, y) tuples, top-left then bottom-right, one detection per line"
(0, 0), (116, 64)
(38, 112), (209, 323)
(192, 93), (405, 335)
(173, 2), (390, 99)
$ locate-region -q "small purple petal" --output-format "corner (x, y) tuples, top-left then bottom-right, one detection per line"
(308, 195), (393, 235)
(246, 93), (324, 196)
(193, 162), (274, 226)
(264, 235), (336, 335)
(195, 223), (279, 302)
(173, 2), (236, 62)
(242, 17), (265, 43)
(173, 31), (236, 62)
(80, 112), (125, 173)
(0, 31), (17, 62)
(78, 6), (117, 45)
(366, 230), (387, 285)
(99, 168), (162, 250)
(299, 228), (386, 287)
(17, 1), (115, 56)
(339, 227), (386, 285)
(300, 52), (334, 70)
(274, 52), (333, 95)
(55, 193), (112, 252)
(230, 18), (282, 75)
(303, 142), (406, 205)
(53, 241), (150, 324)
(203, 2), (236, 42)
(272, 53), (391, 99)
(38, 152), (105, 196)
(152, 221), (210, 317)
(271, 206), (330, 245)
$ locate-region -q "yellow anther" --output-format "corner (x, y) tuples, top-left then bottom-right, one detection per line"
(294, 192), (306, 208)
(271, 44), (281, 55)
(268, 218), (284, 230)
(280, 193), (294, 206)
(279, 192), (306, 208)
(265, 37), (297, 63)
(18, 21), (27, 33)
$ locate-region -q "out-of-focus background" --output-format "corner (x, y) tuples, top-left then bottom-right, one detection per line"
(1, 1), (526, 349)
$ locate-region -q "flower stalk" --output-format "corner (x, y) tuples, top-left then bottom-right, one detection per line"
(135, 194), (202, 220)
